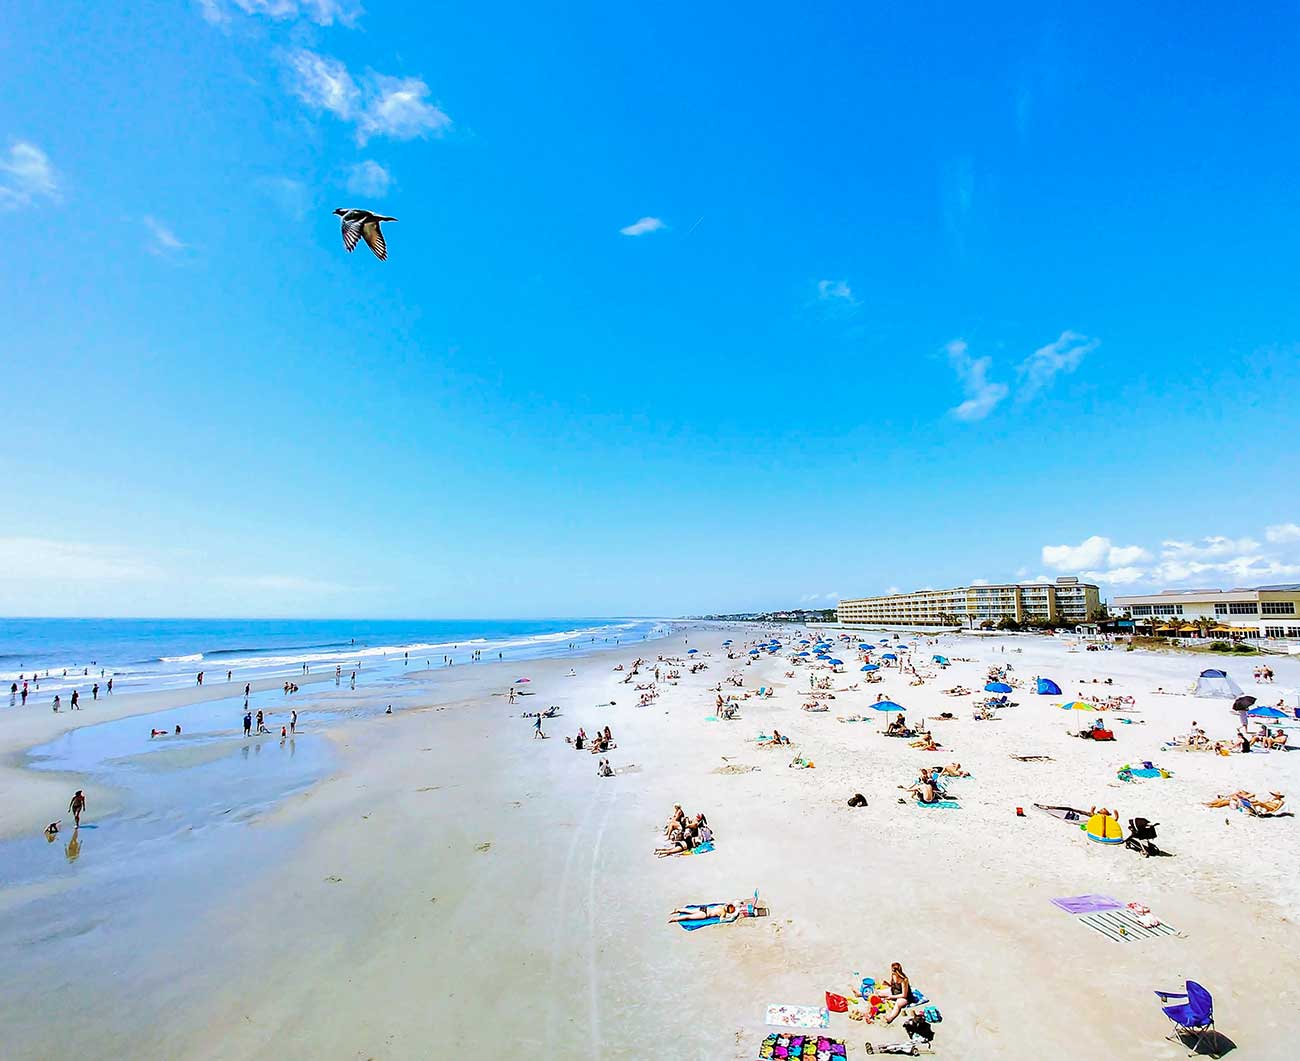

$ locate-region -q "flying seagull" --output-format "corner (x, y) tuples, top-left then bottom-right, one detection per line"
(333, 208), (397, 261)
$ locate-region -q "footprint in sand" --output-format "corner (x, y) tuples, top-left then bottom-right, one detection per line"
(475, 842), (492, 853)
(325, 875), (343, 883)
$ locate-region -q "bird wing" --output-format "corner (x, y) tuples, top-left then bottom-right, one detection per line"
(340, 219), (363, 253)
(361, 220), (388, 261)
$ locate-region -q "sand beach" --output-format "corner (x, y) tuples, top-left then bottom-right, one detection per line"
(2, 625), (1299, 1059)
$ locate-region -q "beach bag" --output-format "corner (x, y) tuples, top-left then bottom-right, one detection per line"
(825, 992), (848, 1013)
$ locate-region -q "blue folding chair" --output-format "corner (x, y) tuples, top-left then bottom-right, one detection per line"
(1154, 980), (1218, 1057)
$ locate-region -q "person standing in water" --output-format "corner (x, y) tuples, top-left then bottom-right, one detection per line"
(69, 790), (86, 827)
(243, 710), (252, 737)
(290, 709), (297, 734)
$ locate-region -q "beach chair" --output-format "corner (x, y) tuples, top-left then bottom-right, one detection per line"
(1154, 980), (1218, 1057)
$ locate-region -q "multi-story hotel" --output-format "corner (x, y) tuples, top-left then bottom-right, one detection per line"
(837, 577), (1101, 629)
(1111, 585), (1300, 639)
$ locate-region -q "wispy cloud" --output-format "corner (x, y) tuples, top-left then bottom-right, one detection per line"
(1018, 330), (1099, 400)
(200, 0), (363, 26)
(1038, 525), (1300, 588)
(619, 216), (665, 237)
(256, 175), (313, 220)
(0, 537), (165, 584)
(143, 216), (187, 256)
(346, 160), (392, 197)
(816, 279), (854, 303)
(945, 339), (1009, 422)
(284, 50), (450, 144)
(0, 141), (59, 210)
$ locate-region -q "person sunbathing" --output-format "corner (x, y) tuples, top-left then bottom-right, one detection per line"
(656, 828), (688, 857)
(907, 776), (940, 804)
(880, 962), (913, 1023)
(937, 762), (969, 777)
(668, 902), (739, 923)
(665, 805), (686, 833)
(909, 731), (939, 751)
(1249, 792), (1286, 814)
(1260, 728), (1289, 750)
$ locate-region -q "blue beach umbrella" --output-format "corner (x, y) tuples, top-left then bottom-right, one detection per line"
(796, 651), (810, 657)
(749, 649), (760, 656)
(859, 643), (872, 650)
(985, 681), (1013, 693)
(1035, 678), (1062, 696)
(687, 648), (698, 654)
(932, 655), (949, 664)
(869, 699), (905, 717)
(882, 653), (898, 661)
(861, 663), (879, 672)
(723, 640), (732, 646)
(1247, 705), (1289, 719)
(827, 659), (844, 666)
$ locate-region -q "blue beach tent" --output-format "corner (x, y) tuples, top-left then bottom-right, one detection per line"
(985, 681), (1013, 693)
(1036, 678), (1062, 696)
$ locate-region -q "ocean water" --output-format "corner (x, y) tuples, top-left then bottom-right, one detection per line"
(0, 617), (670, 695)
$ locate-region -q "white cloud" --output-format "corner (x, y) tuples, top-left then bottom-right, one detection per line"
(0, 537), (164, 584)
(1042, 535), (1150, 571)
(357, 75), (452, 144)
(946, 339), (1009, 422)
(285, 49), (360, 120)
(817, 279), (854, 302)
(1265, 523), (1300, 544)
(201, 0), (362, 26)
(346, 160), (392, 197)
(1161, 536), (1260, 561)
(143, 216), (186, 255)
(970, 578), (990, 586)
(1018, 330), (1098, 400)
(0, 141), (59, 210)
(620, 216), (665, 237)
(284, 51), (450, 145)
(1080, 566), (1148, 585)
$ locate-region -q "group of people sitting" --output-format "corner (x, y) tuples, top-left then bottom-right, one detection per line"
(656, 804), (713, 856)
(567, 725), (615, 754)
(902, 765), (966, 805)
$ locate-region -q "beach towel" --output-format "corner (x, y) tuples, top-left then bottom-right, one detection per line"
(765, 1004), (830, 1029)
(686, 840), (714, 856)
(1076, 908), (1179, 943)
(757, 1033), (846, 1059)
(678, 915), (720, 931)
(1129, 767), (1167, 779)
(915, 799), (960, 809)
(1051, 894), (1123, 915)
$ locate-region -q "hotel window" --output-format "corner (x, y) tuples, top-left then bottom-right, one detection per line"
(1264, 627), (1286, 638)
(1289, 627), (1300, 638)
(1131, 605), (1152, 616)
(1228, 602), (1258, 614)
(1214, 603), (1228, 615)
(1262, 601), (1296, 615)
(1153, 604), (1183, 616)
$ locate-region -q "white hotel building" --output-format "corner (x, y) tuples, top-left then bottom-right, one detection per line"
(837, 577), (1101, 629)
(1111, 585), (1300, 640)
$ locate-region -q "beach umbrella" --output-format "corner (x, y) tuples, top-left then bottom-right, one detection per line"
(687, 648), (698, 654)
(1247, 705), (1288, 719)
(985, 681), (1013, 693)
(882, 653), (898, 661)
(1231, 695), (1257, 714)
(799, 640), (811, 645)
(827, 659), (843, 666)
(748, 648), (760, 655)
(869, 700), (905, 721)
(514, 677), (531, 684)
(796, 651), (810, 657)
(861, 664), (879, 672)
(1035, 677), (1062, 696)
(859, 643), (872, 650)
(932, 655), (949, 665)
(723, 640), (732, 646)
(1059, 701), (1094, 711)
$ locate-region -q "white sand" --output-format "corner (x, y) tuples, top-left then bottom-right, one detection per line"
(3, 627), (1299, 1059)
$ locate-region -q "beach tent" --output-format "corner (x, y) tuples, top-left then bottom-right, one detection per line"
(932, 655), (950, 665)
(1036, 678), (1062, 696)
(1195, 669), (1245, 699)
(986, 681), (1013, 693)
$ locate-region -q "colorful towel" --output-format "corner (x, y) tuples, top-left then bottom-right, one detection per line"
(757, 1032), (846, 1059)
(764, 1004), (830, 1029)
(1051, 894), (1122, 915)
(1130, 767), (1167, 778)
(915, 799), (960, 809)
(686, 840), (714, 856)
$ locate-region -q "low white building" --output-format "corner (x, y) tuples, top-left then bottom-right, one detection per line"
(1111, 585), (1300, 639)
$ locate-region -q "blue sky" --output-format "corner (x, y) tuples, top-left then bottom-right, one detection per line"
(3, 1), (1299, 618)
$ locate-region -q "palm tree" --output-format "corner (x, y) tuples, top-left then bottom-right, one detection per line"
(1164, 617), (1190, 640)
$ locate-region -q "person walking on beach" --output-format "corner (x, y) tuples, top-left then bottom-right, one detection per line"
(92, 682), (99, 700)
(243, 711), (252, 737)
(69, 790), (86, 827)
(196, 671), (204, 685)
(533, 714), (544, 739)
(256, 710), (267, 734)
(70, 689), (80, 710)
(244, 683), (251, 698)
(53, 695), (61, 712)
(21, 682), (28, 706)
(107, 677), (113, 694)
(290, 709), (297, 734)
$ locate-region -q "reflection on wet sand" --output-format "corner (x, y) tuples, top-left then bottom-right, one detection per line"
(64, 831), (80, 864)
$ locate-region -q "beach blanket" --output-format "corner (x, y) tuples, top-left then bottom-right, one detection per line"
(915, 799), (960, 809)
(1076, 908), (1179, 943)
(764, 1004), (830, 1029)
(757, 1032), (846, 1059)
(1051, 894), (1122, 915)
(686, 840), (714, 856)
